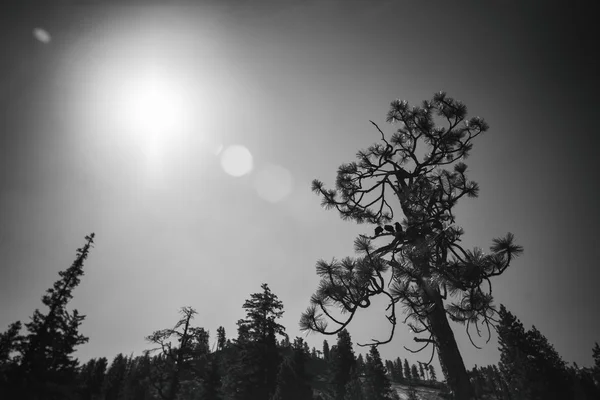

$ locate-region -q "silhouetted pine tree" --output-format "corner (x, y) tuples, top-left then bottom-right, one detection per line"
(329, 329), (356, 400)
(77, 357), (108, 400)
(593, 342), (600, 385)
(102, 353), (129, 400)
(323, 340), (330, 362)
(300, 93), (524, 400)
(272, 337), (313, 400)
(344, 367), (365, 400)
(392, 358), (403, 383)
(403, 359), (411, 384)
(0, 321), (22, 394)
(363, 345), (393, 400)
(355, 354), (365, 376)
(410, 364), (419, 382)
(428, 364), (436, 381)
(497, 304), (571, 400)
(13, 233), (95, 400)
(223, 283), (285, 400)
(200, 355), (222, 400)
(216, 327), (226, 351)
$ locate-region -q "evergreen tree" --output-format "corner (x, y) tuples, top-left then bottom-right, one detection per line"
(216, 326), (226, 351)
(224, 283), (285, 400)
(323, 340), (330, 361)
(393, 358), (403, 383)
(145, 306), (203, 400)
(200, 355), (222, 400)
(410, 364), (419, 382)
(593, 342), (600, 388)
(497, 304), (571, 400)
(272, 337), (313, 400)
(102, 353), (129, 400)
(428, 364), (437, 381)
(0, 321), (22, 394)
(13, 233), (95, 400)
(124, 354), (152, 400)
(344, 369), (365, 400)
(300, 93), (524, 400)
(363, 345), (393, 400)
(418, 362), (425, 380)
(356, 353), (366, 376)
(403, 359), (411, 383)
(329, 329), (356, 400)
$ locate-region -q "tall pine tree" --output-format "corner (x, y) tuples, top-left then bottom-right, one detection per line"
(497, 304), (571, 400)
(329, 329), (356, 400)
(13, 233), (95, 400)
(363, 346), (393, 400)
(301, 92), (523, 400)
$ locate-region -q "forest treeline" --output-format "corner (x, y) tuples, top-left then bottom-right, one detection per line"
(2, 93), (600, 400)
(0, 235), (598, 400)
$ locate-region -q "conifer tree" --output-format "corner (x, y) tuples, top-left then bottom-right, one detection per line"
(344, 369), (365, 400)
(14, 233), (95, 399)
(593, 342), (600, 388)
(497, 304), (571, 400)
(224, 284), (286, 400)
(0, 320), (22, 393)
(272, 337), (313, 400)
(145, 306), (203, 400)
(200, 355), (222, 400)
(102, 353), (129, 400)
(300, 93), (523, 399)
(403, 359), (411, 384)
(216, 326), (226, 351)
(329, 329), (356, 400)
(410, 364), (419, 382)
(363, 345), (393, 400)
(428, 364), (437, 381)
(393, 358), (403, 383)
(323, 340), (330, 361)
(356, 353), (365, 376)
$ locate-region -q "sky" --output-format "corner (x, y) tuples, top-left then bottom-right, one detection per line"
(1, 0), (598, 375)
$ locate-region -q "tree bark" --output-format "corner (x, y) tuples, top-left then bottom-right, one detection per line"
(427, 290), (476, 400)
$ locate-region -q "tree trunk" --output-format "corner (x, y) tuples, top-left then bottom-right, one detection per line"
(427, 291), (476, 400)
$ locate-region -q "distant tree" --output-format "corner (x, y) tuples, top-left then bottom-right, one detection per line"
(145, 306), (203, 400)
(200, 355), (222, 400)
(0, 321), (21, 366)
(428, 364), (437, 381)
(76, 357), (109, 400)
(363, 345), (393, 400)
(300, 93), (524, 400)
(497, 304), (570, 400)
(12, 233), (95, 399)
(356, 353), (366, 376)
(403, 359), (411, 383)
(102, 353), (129, 400)
(591, 342), (600, 387)
(272, 337), (313, 400)
(311, 347), (318, 359)
(344, 367), (365, 400)
(0, 320), (22, 393)
(329, 329), (356, 400)
(418, 362), (425, 380)
(393, 358), (403, 382)
(410, 364), (419, 382)
(323, 340), (331, 361)
(216, 326), (226, 351)
(223, 283), (286, 400)
(123, 354), (152, 400)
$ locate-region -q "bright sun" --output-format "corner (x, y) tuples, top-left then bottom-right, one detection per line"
(114, 69), (191, 161)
